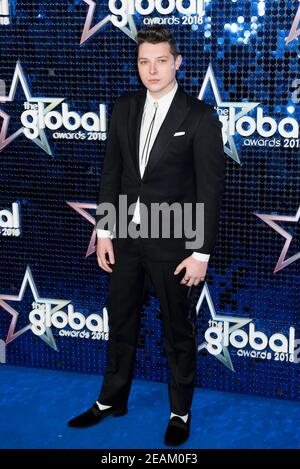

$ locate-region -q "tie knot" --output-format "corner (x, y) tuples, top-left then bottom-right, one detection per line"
(153, 101), (158, 109)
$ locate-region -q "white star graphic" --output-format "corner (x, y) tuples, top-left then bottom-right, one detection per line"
(66, 201), (97, 257)
(196, 282), (252, 371)
(0, 266), (71, 351)
(0, 61), (65, 156)
(198, 63), (260, 164)
(255, 205), (300, 273)
(285, 0), (300, 45)
(80, 0), (137, 46)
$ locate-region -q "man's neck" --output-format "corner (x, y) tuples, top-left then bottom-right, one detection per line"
(148, 79), (177, 100)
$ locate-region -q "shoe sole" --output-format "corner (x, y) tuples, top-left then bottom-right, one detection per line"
(67, 407), (128, 428)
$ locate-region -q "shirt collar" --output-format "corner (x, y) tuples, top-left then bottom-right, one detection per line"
(146, 80), (178, 108)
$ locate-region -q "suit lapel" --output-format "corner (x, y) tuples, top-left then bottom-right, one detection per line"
(128, 85), (190, 181)
(128, 89), (146, 181)
(142, 85), (190, 179)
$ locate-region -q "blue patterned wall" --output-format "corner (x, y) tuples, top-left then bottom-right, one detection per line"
(0, 0), (299, 401)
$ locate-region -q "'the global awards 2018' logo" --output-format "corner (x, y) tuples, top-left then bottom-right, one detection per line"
(200, 64), (300, 164)
(0, 0), (10, 25)
(0, 201), (21, 237)
(196, 284), (300, 371)
(108, 0), (206, 26)
(0, 61), (107, 156)
(79, 0), (207, 45)
(29, 303), (109, 341)
(0, 266), (109, 356)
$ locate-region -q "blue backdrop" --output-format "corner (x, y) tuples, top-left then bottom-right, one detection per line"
(0, 0), (299, 402)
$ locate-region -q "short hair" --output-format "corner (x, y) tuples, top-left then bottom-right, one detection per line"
(136, 25), (180, 59)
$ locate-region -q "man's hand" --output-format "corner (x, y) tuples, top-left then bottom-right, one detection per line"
(174, 256), (208, 286)
(97, 237), (115, 273)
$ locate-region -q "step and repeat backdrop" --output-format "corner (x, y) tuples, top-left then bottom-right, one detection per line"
(0, 1), (299, 401)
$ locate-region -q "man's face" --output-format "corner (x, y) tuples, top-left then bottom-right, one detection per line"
(137, 41), (182, 98)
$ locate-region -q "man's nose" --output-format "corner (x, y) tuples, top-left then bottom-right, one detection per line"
(149, 63), (157, 74)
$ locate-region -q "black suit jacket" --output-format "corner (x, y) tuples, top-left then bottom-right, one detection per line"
(96, 84), (225, 262)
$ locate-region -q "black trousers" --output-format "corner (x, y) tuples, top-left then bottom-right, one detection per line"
(98, 236), (198, 416)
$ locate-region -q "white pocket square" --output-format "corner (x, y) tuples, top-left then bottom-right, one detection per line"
(173, 131), (185, 136)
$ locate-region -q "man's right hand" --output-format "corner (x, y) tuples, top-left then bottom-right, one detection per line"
(97, 237), (115, 273)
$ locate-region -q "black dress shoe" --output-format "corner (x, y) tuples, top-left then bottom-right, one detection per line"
(67, 403), (128, 428)
(164, 412), (191, 446)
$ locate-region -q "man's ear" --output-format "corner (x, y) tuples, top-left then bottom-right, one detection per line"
(175, 54), (182, 70)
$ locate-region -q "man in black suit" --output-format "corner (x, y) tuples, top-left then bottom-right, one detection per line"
(68, 25), (225, 446)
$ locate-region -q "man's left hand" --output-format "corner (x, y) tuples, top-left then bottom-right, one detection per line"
(174, 256), (208, 286)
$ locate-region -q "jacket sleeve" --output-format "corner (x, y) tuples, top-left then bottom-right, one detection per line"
(192, 104), (225, 255)
(95, 97), (123, 231)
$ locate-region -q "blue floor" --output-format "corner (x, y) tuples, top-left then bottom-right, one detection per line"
(0, 365), (299, 449)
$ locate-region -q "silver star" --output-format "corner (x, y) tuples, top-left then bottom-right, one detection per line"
(196, 282), (252, 371)
(0, 266), (71, 351)
(66, 201), (97, 257)
(80, 0), (137, 46)
(198, 63), (259, 164)
(0, 61), (64, 156)
(285, 0), (300, 44)
(255, 205), (300, 273)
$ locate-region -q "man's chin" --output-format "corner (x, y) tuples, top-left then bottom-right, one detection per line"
(147, 82), (165, 93)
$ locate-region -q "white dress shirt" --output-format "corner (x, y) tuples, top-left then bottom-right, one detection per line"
(97, 80), (210, 262)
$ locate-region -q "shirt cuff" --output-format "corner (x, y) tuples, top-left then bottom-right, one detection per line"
(96, 229), (113, 239)
(192, 252), (210, 262)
